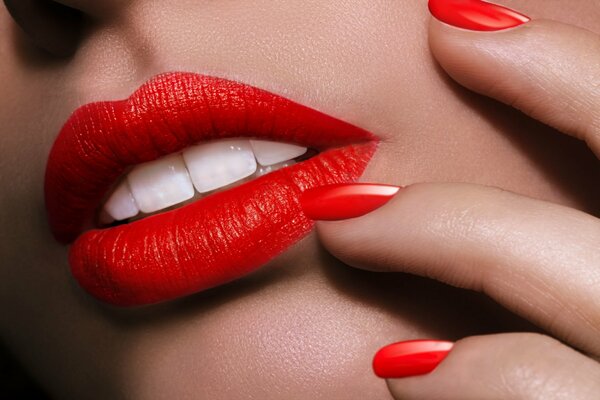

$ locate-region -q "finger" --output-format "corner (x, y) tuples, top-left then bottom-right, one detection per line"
(428, 0), (600, 156)
(303, 183), (600, 356)
(374, 334), (600, 400)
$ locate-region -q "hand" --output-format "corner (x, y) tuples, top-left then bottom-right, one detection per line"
(301, 0), (600, 398)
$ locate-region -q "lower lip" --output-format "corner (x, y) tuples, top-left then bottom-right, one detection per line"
(70, 143), (376, 306)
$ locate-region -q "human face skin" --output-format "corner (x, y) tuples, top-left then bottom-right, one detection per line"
(0, 1), (598, 399)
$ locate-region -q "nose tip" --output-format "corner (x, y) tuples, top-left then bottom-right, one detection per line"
(3, 0), (84, 57)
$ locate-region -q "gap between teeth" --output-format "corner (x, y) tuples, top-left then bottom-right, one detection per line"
(101, 139), (308, 224)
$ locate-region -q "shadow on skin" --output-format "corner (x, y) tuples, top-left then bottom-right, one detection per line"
(10, 22), (68, 68)
(316, 244), (542, 341)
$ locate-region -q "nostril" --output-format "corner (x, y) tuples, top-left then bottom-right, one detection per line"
(3, 0), (85, 57)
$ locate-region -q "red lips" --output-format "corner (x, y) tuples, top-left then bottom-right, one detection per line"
(45, 73), (377, 306)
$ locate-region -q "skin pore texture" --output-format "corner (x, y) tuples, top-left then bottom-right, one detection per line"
(0, 1), (599, 399)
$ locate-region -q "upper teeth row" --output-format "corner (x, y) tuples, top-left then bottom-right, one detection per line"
(102, 139), (307, 223)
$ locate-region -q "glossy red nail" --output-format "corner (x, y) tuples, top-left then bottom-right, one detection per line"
(373, 340), (454, 379)
(300, 183), (400, 221)
(428, 0), (530, 31)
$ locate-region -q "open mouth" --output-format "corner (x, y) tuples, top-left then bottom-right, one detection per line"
(45, 72), (377, 307)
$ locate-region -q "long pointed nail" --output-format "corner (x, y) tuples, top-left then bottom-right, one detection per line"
(300, 183), (401, 221)
(373, 340), (454, 379)
(428, 0), (530, 32)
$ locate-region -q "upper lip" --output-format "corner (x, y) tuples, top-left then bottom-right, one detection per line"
(45, 72), (377, 306)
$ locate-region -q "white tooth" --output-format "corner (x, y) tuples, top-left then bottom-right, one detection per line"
(183, 139), (257, 193)
(103, 181), (139, 221)
(250, 140), (307, 166)
(127, 154), (195, 214)
(256, 160), (296, 177)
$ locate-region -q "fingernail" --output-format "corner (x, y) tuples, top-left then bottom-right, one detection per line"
(300, 183), (401, 221)
(373, 340), (454, 379)
(428, 0), (530, 31)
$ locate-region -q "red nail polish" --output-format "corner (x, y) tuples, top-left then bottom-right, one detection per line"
(428, 0), (530, 31)
(300, 183), (400, 221)
(373, 340), (454, 379)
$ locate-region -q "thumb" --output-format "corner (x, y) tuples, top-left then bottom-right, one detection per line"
(428, 0), (600, 155)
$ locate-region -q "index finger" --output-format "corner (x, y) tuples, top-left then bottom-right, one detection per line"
(306, 182), (600, 356)
(428, 0), (600, 156)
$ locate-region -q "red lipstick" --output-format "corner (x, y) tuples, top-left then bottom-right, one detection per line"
(45, 73), (377, 306)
